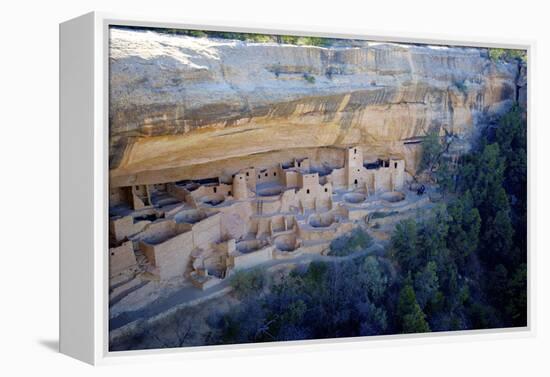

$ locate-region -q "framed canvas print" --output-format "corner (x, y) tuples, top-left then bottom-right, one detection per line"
(59, 12), (532, 365)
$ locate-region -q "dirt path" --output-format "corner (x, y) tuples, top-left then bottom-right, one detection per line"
(109, 243), (384, 332)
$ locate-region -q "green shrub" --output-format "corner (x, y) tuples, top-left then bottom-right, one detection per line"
(280, 36), (331, 47)
(488, 48), (527, 63)
(303, 73), (316, 84)
(328, 228), (373, 256)
(370, 211), (398, 220)
(118, 26), (341, 47)
(229, 269), (268, 299)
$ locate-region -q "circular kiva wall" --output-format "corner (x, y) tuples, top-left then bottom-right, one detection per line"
(343, 192), (367, 204)
(380, 191), (405, 203)
(174, 209), (207, 224)
(256, 186), (284, 197)
(274, 234), (299, 252)
(201, 194), (225, 206)
(178, 181), (200, 192)
(236, 239), (266, 254)
(309, 212), (336, 228)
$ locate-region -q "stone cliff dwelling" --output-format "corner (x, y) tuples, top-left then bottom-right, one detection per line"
(109, 146), (414, 292)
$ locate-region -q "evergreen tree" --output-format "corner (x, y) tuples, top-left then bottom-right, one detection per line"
(459, 143), (505, 209)
(481, 207), (514, 267)
(447, 192), (481, 268)
(397, 285), (430, 333)
(360, 256), (388, 302)
(414, 262), (440, 309)
(506, 264), (527, 327)
(435, 158), (455, 194)
(420, 130), (443, 173)
(391, 219), (419, 272)
(495, 105), (527, 257)
(417, 206), (449, 267)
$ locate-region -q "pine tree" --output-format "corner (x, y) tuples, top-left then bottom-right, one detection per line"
(420, 130), (443, 173)
(447, 192), (481, 268)
(391, 219), (419, 272)
(397, 285), (430, 333)
(414, 262), (440, 309)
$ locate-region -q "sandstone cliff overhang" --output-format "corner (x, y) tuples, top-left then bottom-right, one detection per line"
(109, 27), (523, 187)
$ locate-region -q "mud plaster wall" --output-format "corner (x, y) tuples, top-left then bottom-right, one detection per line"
(255, 166), (282, 185)
(298, 222), (354, 241)
(373, 169), (393, 192)
(166, 183), (189, 202)
(109, 241), (137, 278)
(232, 173), (248, 200)
(270, 215), (286, 232)
(109, 187), (130, 207)
(191, 213), (222, 250)
(232, 245), (274, 270)
(259, 196), (285, 215)
(110, 216), (150, 243)
(219, 201), (253, 240)
(148, 230), (194, 280)
(131, 185), (151, 209)
(284, 170), (299, 188)
(189, 184), (232, 201)
(239, 167), (257, 190)
(254, 217), (272, 238)
(296, 178), (332, 210)
(327, 168), (346, 188)
(134, 220), (188, 244)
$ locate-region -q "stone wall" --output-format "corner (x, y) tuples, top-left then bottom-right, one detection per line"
(110, 215), (150, 243)
(109, 241), (137, 278)
(231, 245), (274, 271)
(140, 230), (194, 280)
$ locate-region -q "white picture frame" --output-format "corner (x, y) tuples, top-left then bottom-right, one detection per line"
(59, 11), (535, 365)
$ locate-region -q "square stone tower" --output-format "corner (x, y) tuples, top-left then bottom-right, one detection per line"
(345, 146), (364, 189)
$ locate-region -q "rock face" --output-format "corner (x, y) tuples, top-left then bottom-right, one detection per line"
(109, 28), (523, 187)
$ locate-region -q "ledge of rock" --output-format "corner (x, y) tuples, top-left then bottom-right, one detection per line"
(109, 28), (523, 187)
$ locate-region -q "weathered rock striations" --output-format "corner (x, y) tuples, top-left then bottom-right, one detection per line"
(109, 28), (524, 187)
